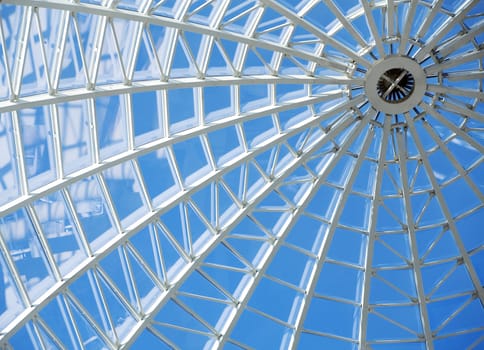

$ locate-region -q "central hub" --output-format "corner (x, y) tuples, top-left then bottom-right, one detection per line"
(377, 68), (415, 103)
(365, 56), (426, 115)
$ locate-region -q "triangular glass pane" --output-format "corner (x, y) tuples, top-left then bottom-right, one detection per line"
(57, 13), (90, 90)
(137, 148), (180, 207)
(125, 243), (164, 312)
(0, 208), (56, 301)
(102, 160), (149, 228)
(32, 190), (88, 277)
(67, 175), (118, 252)
(0, 248), (24, 330)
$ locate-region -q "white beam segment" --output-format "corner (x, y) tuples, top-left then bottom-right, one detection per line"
(437, 99), (484, 124)
(358, 0), (385, 58)
(10, 7), (33, 100)
(396, 125), (434, 349)
(195, 0), (231, 75)
(3, 0), (349, 73)
(359, 117), (391, 349)
(258, 0), (372, 69)
(427, 84), (484, 100)
(413, 0), (444, 46)
(0, 94), (365, 344)
(398, 0), (418, 55)
(444, 70), (484, 82)
(322, 0), (369, 51)
(0, 74), (359, 113)
(407, 117), (484, 306)
(119, 109), (364, 350)
(213, 110), (373, 350)
(288, 111), (376, 350)
(0, 16), (15, 97)
(386, 0), (395, 39)
(425, 49), (484, 75)
(414, 0), (479, 63)
(0, 88), (348, 218)
(231, 5), (264, 75)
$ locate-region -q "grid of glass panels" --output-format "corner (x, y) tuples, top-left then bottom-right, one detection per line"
(0, 0), (483, 349)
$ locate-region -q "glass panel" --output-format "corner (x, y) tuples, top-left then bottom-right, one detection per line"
(0, 208), (56, 301)
(0, 113), (20, 206)
(171, 137), (210, 186)
(18, 107), (57, 191)
(203, 86), (234, 122)
(167, 88), (197, 134)
(102, 161), (148, 228)
(32, 191), (88, 277)
(131, 90), (163, 146)
(0, 249), (25, 330)
(68, 176), (118, 252)
(57, 100), (93, 175)
(137, 148), (180, 207)
(96, 95), (128, 160)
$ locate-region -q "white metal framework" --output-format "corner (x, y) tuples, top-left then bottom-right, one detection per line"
(0, 0), (482, 349)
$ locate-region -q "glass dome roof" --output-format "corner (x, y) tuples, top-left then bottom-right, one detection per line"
(0, 0), (483, 349)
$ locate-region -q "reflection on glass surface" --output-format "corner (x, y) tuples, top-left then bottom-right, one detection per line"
(0, 0), (483, 349)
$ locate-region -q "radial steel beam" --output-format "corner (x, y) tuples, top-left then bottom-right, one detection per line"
(359, 0), (385, 58)
(414, 0), (479, 63)
(420, 119), (484, 203)
(398, 0), (418, 55)
(396, 125), (434, 349)
(427, 84), (484, 99)
(323, 0), (368, 50)
(422, 103), (484, 153)
(358, 116), (391, 349)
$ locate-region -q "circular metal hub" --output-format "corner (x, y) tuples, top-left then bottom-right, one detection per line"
(376, 68), (415, 103)
(365, 56), (426, 115)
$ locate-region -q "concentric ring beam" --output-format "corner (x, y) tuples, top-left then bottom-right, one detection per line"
(2, 0), (350, 73)
(0, 74), (360, 113)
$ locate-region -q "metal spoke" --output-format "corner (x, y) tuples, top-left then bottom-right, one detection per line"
(396, 123), (434, 349)
(359, 116), (391, 348)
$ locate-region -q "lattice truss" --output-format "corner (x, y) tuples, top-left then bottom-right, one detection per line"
(0, 0), (483, 349)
